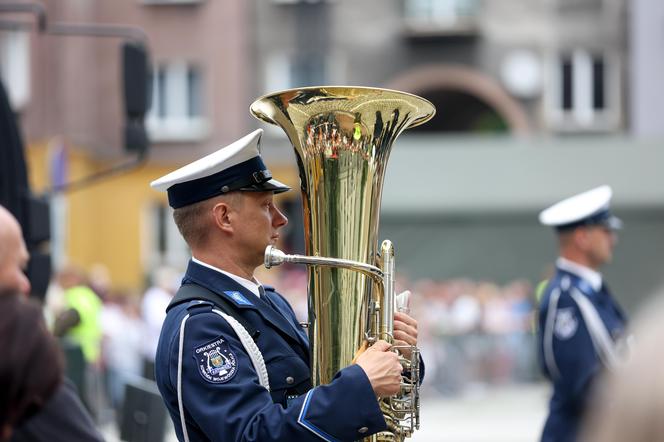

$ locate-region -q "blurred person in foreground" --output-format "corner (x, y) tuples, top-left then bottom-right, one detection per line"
(581, 295), (664, 442)
(0, 207), (30, 296)
(0, 293), (63, 442)
(0, 205), (103, 441)
(151, 129), (421, 441)
(536, 186), (628, 442)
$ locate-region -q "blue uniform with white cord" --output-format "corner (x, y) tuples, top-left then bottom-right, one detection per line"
(537, 260), (627, 442)
(155, 259), (387, 441)
(536, 185), (629, 442)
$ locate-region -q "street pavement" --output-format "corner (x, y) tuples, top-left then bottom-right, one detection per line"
(412, 383), (549, 442)
(102, 382), (549, 441)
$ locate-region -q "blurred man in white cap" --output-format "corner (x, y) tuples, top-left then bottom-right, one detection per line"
(151, 129), (420, 441)
(536, 185), (628, 442)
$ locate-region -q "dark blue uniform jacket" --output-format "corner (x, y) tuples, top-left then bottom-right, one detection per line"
(155, 259), (388, 441)
(537, 265), (627, 442)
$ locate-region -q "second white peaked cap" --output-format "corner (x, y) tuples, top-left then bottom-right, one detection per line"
(539, 185), (622, 231)
(150, 129), (290, 208)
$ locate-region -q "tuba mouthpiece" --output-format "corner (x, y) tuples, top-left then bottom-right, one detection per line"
(264, 245), (286, 269)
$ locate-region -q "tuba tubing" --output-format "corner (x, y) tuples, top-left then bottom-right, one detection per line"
(264, 240), (421, 439)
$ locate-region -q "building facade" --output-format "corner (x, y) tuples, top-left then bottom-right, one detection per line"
(250, 0), (664, 308)
(2, 0), (663, 304)
(2, 0), (259, 288)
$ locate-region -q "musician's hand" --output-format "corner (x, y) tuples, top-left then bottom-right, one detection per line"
(355, 340), (403, 397)
(393, 311), (418, 360)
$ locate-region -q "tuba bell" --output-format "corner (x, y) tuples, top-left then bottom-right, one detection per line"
(250, 86), (435, 441)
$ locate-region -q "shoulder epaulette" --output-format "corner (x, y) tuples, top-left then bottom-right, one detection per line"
(168, 284), (260, 341)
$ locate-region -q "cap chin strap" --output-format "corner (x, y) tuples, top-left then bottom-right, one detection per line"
(221, 169), (273, 193)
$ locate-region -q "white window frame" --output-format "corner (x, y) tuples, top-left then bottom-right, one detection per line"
(146, 61), (209, 142)
(403, 0), (480, 30)
(262, 51), (346, 135)
(141, 202), (190, 272)
(270, 0), (333, 4)
(141, 0), (203, 5)
(546, 49), (622, 132)
(0, 30), (30, 110)
(263, 51), (345, 93)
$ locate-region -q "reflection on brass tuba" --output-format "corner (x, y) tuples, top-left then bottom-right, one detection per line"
(250, 86), (435, 441)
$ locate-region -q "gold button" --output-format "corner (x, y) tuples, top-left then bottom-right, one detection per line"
(358, 427), (368, 434)
(286, 376), (294, 385)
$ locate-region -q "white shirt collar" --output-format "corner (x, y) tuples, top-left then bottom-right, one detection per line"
(556, 257), (603, 291)
(191, 256), (262, 298)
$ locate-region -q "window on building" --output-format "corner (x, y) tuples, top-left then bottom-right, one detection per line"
(405, 0), (479, 22)
(146, 62), (208, 142)
(141, 0), (203, 5)
(264, 52), (344, 92)
(549, 50), (620, 131)
(143, 202), (190, 271)
(403, 0), (481, 35)
(557, 0), (604, 14)
(0, 30), (30, 110)
(270, 0), (331, 4)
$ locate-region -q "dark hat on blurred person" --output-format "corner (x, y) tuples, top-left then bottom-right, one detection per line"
(539, 185), (623, 232)
(151, 129), (290, 209)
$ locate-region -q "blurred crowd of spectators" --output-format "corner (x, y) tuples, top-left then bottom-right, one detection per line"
(261, 268), (539, 396)
(42, 263), (540, 428)
(406, 277), (538, 395)
(42, 264), (181, 424)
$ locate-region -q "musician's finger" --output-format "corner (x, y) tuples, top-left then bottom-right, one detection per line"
(393, 330), (417, 346)
(393, 321), (418, 339)
(394, 311), (418, 329)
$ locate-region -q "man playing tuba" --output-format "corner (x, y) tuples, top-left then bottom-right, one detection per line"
(152, 129), (421, 442)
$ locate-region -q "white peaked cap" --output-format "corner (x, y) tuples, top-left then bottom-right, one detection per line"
(539, 185), (622, 231)
(150, 129), (290, 208)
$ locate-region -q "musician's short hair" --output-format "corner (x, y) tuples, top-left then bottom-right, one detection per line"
(172, 199), (212, 248)
(172, 192), (243, 248)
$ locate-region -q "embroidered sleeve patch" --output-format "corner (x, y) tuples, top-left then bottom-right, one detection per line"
(194, 337), (237, 383)
(554, 308), (578, 340)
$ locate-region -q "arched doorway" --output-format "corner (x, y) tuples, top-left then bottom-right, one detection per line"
(386, 65), (531, 135)
(413, 89), (508, 133)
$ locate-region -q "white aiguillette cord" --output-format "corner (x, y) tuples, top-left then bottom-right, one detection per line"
(176, 310), (270, 442)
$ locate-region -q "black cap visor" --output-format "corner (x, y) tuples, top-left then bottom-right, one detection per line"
(602, 215), (623, 231)
(240, 178), (291, 194)
(556, 210), (623, 232)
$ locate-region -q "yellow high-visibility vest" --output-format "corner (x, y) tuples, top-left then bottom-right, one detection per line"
(64, 285), (102, 363)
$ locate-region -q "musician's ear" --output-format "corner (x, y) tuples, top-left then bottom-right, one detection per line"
(212, 201), (234, 233)
(212, 192), (244, 234)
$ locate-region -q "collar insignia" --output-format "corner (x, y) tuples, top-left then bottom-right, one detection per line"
(224, 290), (253, 306)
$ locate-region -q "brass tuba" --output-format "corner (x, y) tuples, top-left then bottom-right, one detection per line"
(250, 86), (435, 441)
